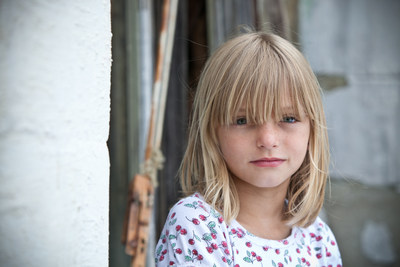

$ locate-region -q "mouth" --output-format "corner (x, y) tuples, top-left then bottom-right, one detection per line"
(249, 157), (286, 167)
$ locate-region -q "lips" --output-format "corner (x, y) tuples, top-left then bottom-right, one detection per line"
(250, 157), (286, 167)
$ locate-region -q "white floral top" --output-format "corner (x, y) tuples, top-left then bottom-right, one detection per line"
(155, 193), (342, 267)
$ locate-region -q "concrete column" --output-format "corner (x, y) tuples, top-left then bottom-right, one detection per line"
(0, 1), (111, 266)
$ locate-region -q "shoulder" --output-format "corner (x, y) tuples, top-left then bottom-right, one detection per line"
(299, 216), (342, 264)
(304, 216), (338, 243)
(169, 193), (214, 218)
(155, 194), (232, 266)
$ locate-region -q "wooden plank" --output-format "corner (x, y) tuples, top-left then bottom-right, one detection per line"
(109, 0), (133, 266)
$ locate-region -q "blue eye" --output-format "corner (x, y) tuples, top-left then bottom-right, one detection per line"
(282, 116), (297, 123)
(236, 117), (247, 125)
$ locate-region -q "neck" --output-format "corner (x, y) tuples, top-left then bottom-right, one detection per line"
(234, 177), (291, 240)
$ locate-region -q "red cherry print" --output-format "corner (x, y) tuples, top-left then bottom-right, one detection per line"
(162, 238), (166, 244)
(224, 248), (230, 255)
(246, 242), (252, 247)
(175, 248), (182, 254)
(211, 233), (217, 239)
(222, 257), (227, 263)
(169, 261), (175, 265)
(316, 253), (322, 259)
(180, 228), (187, 235)
(171, 212), (176, 219)
(162, 249), (167, 255)
(256, 256), (262, 262)
(306, 261), (310, 266)
(218, 217), (224, 223)
(175, 225), (181, 231)
(188, 239), (195, 245)
(166, 230), (169, 236)
(199, 214), (207, 221)
(296, 248), (300, 253)
(222, 241), (228, 247)
(237, 233), (243, 238)
(331, 240), (336, 246)
(211, 243), (218, 250)
(316, 236), (323, 241)
(231, 229), (237, 234)
(251, 251), (256, 257)
(301, 258), (306, 263)
(159, 255), (164, 261)
(206, 246), (214, 253)
(234, 265), (240, 267)
(275, 249), (280, 254)
(283, 240), (289, 245)
(192, 249), (198, 255)
(192, 218), (200, 225)
(327, 251), (332, 257)
(263, 246), (269, 251)
(310, 233), (316, 238)
(278, 263), (284, 267)
(197, 255), (203, 260)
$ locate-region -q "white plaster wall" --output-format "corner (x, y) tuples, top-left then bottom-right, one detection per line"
(0, 1), (111, 266)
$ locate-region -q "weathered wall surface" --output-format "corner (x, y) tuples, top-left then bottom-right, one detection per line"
(0, 1), (111, 266)
(299, 0), (400, 265)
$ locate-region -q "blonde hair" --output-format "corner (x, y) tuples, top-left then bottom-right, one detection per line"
(180, 32), (329, 228)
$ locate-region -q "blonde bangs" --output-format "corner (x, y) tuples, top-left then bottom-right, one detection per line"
(211, 35), (314, 128)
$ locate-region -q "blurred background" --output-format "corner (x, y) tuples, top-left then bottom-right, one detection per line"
(109, 0), (400, 266)
(1, 0), (399, 267)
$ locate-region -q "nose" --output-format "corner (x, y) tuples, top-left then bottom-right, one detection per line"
(256, 122), (279, 149)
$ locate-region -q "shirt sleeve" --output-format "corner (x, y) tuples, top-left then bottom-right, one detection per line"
(312, 217), (342, 266)
(155, 196), (234, 267)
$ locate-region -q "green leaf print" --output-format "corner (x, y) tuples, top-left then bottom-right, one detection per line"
(210, 208), (219, 218)
(272, 260), (277, 267)
(185, 256), (192, 262)
(156, 245), (163, 255)
(243, 257), (252, 263)
(202, 233), (212, 241)
(208, 221), (216, 228)
(168, 234), (177, 240)
(193, 232), (201, 241)
(194, 233), (201, 241)
(184, 204), (194, 208)
(314, 247), (321, 251)
(169, 218), (177, 225)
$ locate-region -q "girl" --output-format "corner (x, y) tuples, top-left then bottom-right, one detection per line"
(155, 32), (342, 266)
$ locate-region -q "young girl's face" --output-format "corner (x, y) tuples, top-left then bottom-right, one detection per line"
(217, 99), (310, 190)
